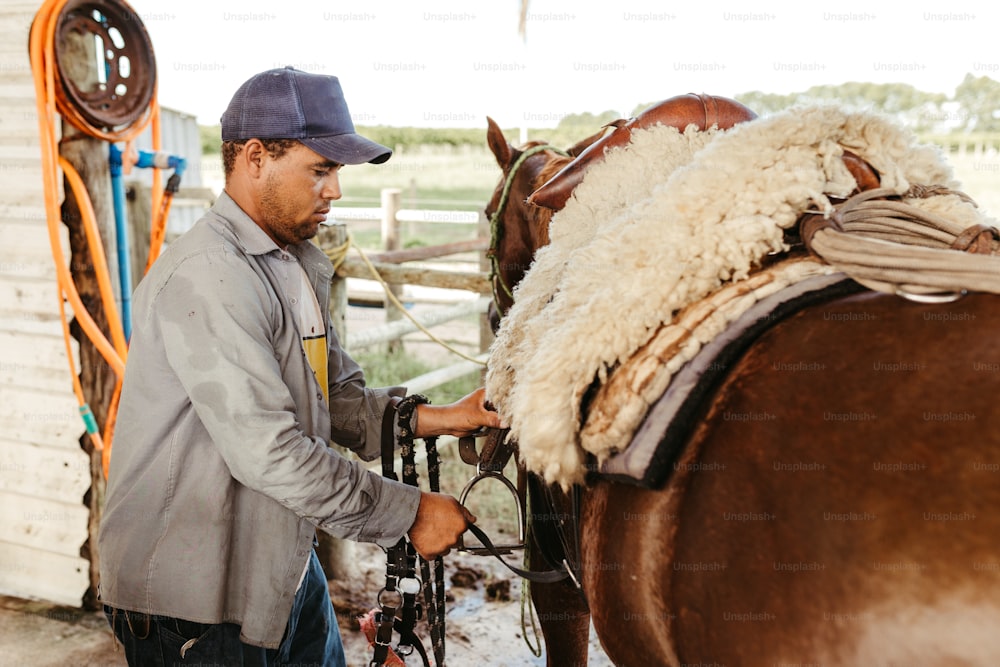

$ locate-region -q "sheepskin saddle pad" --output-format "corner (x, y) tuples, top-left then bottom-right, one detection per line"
(485, 104), (1000, 489)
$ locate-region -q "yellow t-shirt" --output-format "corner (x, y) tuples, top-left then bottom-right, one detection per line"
(297, 265), (328, 405)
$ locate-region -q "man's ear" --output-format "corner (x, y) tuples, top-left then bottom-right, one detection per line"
(242, 139), (267, 177)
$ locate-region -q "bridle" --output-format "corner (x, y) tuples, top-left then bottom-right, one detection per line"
(487, 143), (568, 318)
(371, 143), (578, 665)
(371, 397), (569, 667)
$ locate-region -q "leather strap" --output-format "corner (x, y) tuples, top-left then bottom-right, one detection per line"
(380, 396), (402, 481)
(466, 523), (569, 584)
(373, 395), (438, 667)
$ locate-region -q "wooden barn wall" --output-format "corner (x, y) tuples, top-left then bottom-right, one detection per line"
(0, 2), (93, 606)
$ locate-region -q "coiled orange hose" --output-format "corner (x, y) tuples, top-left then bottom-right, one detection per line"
(29, 0), (165, 477)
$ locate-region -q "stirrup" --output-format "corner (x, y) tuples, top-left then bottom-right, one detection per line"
(457, 469), (526, 555)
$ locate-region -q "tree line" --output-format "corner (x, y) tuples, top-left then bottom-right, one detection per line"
(200, 74), (1000, 154)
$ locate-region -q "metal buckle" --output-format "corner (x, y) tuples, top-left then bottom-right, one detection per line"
(376, 587), (403, 610)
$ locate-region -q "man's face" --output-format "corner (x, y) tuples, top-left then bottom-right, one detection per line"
(257, 143), (342, 247)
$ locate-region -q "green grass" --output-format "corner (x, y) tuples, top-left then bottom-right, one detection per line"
(350, 349), (478, 406)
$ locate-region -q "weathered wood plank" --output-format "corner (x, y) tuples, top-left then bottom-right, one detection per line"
(360, 238), (488, 264)
(0, 307), (65, 338)
(337, 257), (489, 293)
(0, 438), (90, 507)
(0, 337), (73, 393)
(0, 490), (89, 558)
(0, 180), (47, 207)
(0, 2), (95, 611)
(1, 230), (61, 280)
(346, 296), (489, 350)
(0, 275), (62, 317)
(1, 384), (83, 450)
(0, 100), (43, 135)
(0, 203), (48, 224)
(0, 253), (57, 282)
(0, 541), (89, 608)
(0, 157), (48, 194)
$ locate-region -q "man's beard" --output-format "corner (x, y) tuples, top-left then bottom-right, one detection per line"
(259, 173), (318, 246)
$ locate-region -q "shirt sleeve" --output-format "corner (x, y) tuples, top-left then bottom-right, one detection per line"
(324, 324), (407, 461)
(152, 249), (418, 546)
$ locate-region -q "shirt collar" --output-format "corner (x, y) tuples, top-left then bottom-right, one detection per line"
(214, 190), (334, 281)
(215, 190), (281, 256)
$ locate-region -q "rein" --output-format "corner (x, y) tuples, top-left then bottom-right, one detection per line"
(372, 394), (444, 667)
(488, 143), (568, 317)
(371, 402), (569, 667)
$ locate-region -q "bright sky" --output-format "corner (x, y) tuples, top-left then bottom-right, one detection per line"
(130, 0), (999, 128)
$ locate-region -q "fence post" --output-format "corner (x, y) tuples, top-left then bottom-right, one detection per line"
(316, 219), (360, 580)
(327, 221), (348, 343)
(381, 188), (403, 353)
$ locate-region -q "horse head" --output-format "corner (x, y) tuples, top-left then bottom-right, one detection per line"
(528, 93), (759, 211)
(484, 117), (606, 329)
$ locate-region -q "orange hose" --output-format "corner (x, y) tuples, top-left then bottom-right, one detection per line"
(146, 190), (174, 272)
(30, 0), (164, 476)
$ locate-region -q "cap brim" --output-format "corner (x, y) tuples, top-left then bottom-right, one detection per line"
(301, 133), (392, 165)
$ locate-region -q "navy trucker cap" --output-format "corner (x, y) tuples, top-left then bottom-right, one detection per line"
(220, 67), (392, 165)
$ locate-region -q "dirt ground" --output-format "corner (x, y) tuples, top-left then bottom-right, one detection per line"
(0, 542), (612, 667)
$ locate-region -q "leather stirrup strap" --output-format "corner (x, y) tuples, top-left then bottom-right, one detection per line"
(465, 523), (569, 584)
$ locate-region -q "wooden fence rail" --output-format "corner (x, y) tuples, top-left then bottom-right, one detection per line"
(317, 189), (493, 393)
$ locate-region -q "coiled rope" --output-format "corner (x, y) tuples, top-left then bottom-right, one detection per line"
(801, 186), (1000, 299)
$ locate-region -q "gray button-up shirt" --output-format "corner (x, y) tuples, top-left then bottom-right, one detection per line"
(98, 192), (421, 648)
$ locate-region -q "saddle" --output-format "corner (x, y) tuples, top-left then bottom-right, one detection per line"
(529, 101), (885, 486)
(528, 93), (758, 211)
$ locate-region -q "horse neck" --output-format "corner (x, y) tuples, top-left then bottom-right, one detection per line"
(492, 149), (571, 313)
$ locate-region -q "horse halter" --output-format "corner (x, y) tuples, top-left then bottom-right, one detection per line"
(487, 143), (568, 318)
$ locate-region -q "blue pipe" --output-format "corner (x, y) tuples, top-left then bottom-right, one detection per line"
(108, 144), (133, 341)
(135, 150), (187, 177)
(108, 146), (187, 342)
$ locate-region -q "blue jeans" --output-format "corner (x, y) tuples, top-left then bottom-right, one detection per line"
(104, 551), (346, 667)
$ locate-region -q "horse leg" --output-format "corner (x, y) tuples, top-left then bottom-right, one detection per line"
(580, 478), (684, 666)
(527, 572), (591, 666)
(525, 475), (591, 666)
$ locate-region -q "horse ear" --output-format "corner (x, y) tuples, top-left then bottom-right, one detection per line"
(486, 116), (514, 170)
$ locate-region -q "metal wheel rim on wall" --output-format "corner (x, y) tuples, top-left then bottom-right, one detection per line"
(53, 0), (156, 131)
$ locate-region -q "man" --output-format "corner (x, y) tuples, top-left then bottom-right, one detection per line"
(98, 67), (502, 666)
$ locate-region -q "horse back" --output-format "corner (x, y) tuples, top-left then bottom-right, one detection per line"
(583, 290), (1000, 665)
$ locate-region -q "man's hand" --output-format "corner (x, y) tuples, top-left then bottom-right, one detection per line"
(413, 387), (504, 438)
(407, 491), (476, 560)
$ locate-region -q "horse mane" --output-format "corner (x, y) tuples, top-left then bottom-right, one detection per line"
(536, 153), (573, 189)
(527, 124), (611, 203)
(500, 141), (571, 247)
(519, 156), (571, 247)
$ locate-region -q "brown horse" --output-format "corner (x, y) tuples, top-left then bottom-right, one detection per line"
(483, 117), (607, 327)
(484, 116), (1000, 665)
(482, 120), (611, 664)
